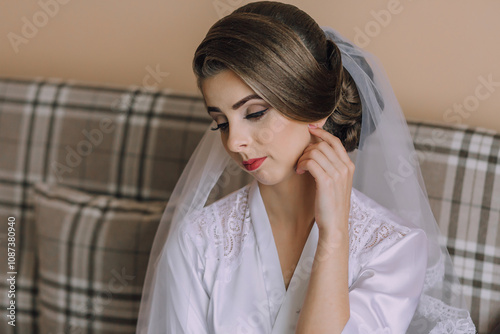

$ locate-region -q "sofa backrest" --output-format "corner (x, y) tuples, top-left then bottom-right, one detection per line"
(1, 78), (214, 200)
(407, 120), (500, 333)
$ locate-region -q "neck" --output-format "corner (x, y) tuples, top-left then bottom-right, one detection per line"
(258, 172), (316, 234)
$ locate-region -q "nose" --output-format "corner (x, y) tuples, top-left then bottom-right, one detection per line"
(226, 123), (252, 153)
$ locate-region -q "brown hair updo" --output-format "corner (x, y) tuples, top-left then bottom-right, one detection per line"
(193, 1), (362, 152)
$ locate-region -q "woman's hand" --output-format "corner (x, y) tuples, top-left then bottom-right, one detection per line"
(295, 124), (355, 237)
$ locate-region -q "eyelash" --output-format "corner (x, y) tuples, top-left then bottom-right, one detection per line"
(210, 109), (268, 132)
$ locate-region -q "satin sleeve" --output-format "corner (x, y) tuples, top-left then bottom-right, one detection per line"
(159, 230), (210, 334)
(342, 228), (428, 334)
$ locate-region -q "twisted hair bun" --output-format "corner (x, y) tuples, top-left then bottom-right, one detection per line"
(322, 39), (362, 152)
(193, 1), (363, 152)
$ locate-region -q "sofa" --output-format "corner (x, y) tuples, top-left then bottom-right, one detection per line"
(0, 77), (498, 333)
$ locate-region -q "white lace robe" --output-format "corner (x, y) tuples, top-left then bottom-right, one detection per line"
(165, 179), (429, 333)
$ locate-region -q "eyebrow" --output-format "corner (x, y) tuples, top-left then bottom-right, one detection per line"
(207, 94), (263, 114)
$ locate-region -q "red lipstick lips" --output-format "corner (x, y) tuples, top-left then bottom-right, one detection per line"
(243, 157), (267, 171)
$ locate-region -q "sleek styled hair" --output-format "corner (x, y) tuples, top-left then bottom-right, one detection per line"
(193, 1), (362, 152)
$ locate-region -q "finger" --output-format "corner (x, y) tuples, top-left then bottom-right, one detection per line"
(306, 141), (350, 172)
(297, 148), (335, 175)
(304, 135), (349, 170)
(298, 158), (329, 183)
(308, 125), (324, 144)
(308, 126), (354, 167)
(308, 126), (345, 153)
(297, 146), (351, 179)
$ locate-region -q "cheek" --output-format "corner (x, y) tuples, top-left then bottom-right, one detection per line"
(256, 111), (289, 142)
(273, 125), (309, 161)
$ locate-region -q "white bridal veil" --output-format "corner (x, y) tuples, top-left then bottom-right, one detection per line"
(135, 25), (476, 333)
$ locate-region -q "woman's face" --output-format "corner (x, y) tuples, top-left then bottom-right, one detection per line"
(201, 70), (324, 185)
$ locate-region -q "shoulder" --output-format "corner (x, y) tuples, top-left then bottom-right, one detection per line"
(180, 182), (253, 261)
(348, 188), (426, 262)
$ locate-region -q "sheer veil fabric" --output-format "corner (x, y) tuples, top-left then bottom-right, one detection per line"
(135, 26), (476, 333)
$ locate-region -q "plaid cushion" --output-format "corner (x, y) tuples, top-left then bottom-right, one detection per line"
(408, 119), (500, 334)
(32, 181), (165, 334)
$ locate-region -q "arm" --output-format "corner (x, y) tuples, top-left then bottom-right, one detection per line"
(295, 228), (350, 333)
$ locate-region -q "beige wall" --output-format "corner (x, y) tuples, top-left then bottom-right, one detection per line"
(1, 0), (499, 131)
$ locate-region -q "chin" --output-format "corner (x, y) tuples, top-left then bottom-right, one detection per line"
(251, 167), (298, 186)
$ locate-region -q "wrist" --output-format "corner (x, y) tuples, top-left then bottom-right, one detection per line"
(317, 226), (349, 249)
(318, 223), (348, 240)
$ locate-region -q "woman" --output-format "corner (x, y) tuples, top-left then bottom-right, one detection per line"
(137, 2), (476, 333)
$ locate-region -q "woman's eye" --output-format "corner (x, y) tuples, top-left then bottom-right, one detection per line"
(246, 108), (268, 120)
(210, 122), (229, 132)
(210, 108), (268, 132)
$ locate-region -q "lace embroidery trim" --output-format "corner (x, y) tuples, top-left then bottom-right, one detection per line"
(416, 294), (476, 334)
(423, 251), (445, 292)
(188, 184), (252, 270)
(348, 190), (410, 259)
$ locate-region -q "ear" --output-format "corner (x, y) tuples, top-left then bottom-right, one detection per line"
(311, 116), (329, 129)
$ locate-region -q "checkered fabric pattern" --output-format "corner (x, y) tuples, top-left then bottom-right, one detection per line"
(0, 77), (250, 334)
(408, 120), (500, 333)
(33, 181), (165, 334)
(0, 77), (211, 200)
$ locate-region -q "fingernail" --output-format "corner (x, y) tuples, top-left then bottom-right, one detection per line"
(308, 124), (317, 129)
